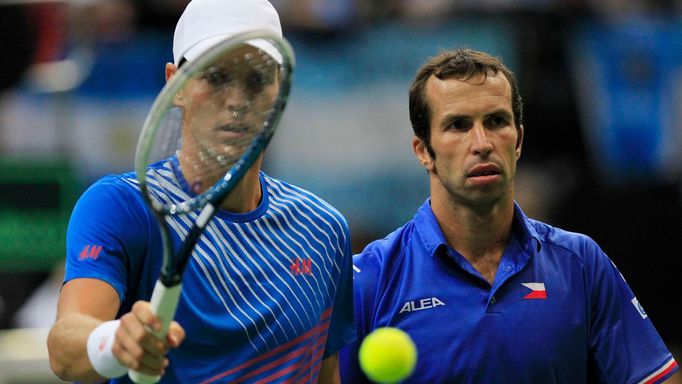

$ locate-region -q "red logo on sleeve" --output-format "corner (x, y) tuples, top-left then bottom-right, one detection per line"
(79, 245), (103, 260)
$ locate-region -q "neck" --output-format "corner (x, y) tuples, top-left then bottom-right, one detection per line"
(179, 150), (264, 214)
(431, 187), (515, 265)
(218, 163), (262, 213)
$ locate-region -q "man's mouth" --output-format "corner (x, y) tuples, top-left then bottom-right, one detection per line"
(216, 123), (249, 133)
(467, 164), (501, 178)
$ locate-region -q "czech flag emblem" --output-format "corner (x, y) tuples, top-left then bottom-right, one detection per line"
(522, 283), (547, 299)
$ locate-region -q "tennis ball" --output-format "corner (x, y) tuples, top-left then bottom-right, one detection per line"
(359, 327), (417, 384)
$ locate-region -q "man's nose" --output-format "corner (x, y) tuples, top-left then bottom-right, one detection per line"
(223, 89), (251, 117)
(471, 123), (493, 155)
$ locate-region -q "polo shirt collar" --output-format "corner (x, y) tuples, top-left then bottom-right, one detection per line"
(413, 198), (447, 257)
(413, 198), (541, 258)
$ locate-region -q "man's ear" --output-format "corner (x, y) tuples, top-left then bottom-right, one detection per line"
(413, 136), (435, 172)
(165, 62), (177, 82)
(515, 124), (524, 159)
(166, 62), (184, 106)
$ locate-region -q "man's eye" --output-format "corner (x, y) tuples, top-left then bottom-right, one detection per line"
(203, 69), (231, 86)
(489, 115), (509, 127)
(247, 69), (274, 92)
(248, 71), (266, 90)
(448, 119), (469, 131)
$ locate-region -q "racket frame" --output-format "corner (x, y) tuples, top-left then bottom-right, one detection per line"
(128, 30), (294, 384)
(136, 30), (293, 286)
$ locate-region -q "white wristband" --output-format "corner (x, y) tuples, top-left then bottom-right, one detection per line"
(87, 320), (128, 379)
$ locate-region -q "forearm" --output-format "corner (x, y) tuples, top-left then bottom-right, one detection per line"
(47, 314), (106, 383)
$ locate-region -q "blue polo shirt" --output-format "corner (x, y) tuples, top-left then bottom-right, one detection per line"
(340, 199), (678, 383)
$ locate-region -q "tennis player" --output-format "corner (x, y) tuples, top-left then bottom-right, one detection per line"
(339, 49), (679, 383)
(47, 1), (355, 383)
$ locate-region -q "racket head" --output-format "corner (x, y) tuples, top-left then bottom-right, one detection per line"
(134, 30), (294, 216)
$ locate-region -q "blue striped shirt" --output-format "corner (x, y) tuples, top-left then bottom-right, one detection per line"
(66, 163), (355, 383)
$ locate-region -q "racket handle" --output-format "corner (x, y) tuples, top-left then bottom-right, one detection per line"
(128, 280), (182, 384)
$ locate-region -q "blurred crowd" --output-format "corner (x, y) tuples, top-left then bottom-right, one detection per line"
(3, 0), (682, 67)
(2, 0), (682, 95)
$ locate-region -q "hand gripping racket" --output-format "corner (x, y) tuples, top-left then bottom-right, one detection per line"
(128, 30), (294, 384)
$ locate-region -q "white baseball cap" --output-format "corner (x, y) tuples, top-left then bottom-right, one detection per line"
(173, 0), (282, 65)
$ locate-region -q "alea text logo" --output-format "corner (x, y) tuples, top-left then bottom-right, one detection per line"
(399, 297), (445, 314)
(290, 257), (313, 276)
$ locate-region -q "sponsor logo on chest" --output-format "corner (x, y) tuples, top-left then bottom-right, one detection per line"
(290, 257), (313, 276)
(399, 297), (445, 314)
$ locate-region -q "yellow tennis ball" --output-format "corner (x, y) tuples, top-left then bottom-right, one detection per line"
(359, 327), (417, 384)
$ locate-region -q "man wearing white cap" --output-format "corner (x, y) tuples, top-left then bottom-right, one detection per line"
(47, 1), (355, 383)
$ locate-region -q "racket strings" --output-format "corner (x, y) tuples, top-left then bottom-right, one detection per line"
(140, 42), (287, 213)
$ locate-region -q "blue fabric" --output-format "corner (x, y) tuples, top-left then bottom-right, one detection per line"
(340, 199), (677, 383)
(66, 165), (355, 383)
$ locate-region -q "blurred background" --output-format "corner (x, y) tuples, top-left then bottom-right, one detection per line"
(0, 0), (680, 382)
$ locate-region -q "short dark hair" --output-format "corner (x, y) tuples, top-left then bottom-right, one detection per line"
(408, 49), (523, 157)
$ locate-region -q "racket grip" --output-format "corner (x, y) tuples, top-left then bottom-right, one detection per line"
(128, 280), (182, 384)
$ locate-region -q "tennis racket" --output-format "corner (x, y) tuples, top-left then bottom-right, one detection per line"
(128, 30), (294, 384)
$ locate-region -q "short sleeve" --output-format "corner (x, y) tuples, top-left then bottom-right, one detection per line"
(64, 176), (151, 304)
(587, 240), (678, 383)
